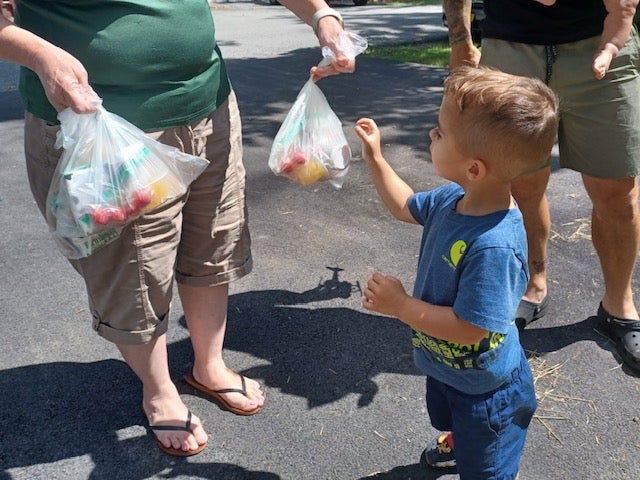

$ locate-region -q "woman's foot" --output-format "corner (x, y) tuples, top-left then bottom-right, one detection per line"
(189, 365), (265, 414)
(144, 387), (208, 454)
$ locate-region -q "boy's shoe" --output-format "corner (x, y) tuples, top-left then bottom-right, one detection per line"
(421, 432), (456, 468)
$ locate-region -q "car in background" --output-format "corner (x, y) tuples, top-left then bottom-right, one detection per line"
(270, 0), (368, 4)
(442, 0), (485, 43)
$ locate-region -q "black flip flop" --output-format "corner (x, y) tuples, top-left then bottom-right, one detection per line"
(149, 410), (207, 457)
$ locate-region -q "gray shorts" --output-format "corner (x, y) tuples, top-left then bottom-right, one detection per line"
(24, 92), (252, 344)
(480, 30), (640, 179)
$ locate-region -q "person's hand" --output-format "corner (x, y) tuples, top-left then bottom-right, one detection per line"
(310, 16), (356, 81)
(593, 49), (614, 80)
(354, 118), (382, 163)
(33, 44), (100, 114)
(362, 271), (408, 317)
(449, 42), (481, 69)
(1, 0), (15, 20)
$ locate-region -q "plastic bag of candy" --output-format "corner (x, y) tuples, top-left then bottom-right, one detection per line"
(46, 101), (209, 259)
(268, 31), (367, 189)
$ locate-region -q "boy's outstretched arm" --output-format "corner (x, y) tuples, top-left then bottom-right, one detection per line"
(355, 118), (417, 224)
(363, 272), (488, 345)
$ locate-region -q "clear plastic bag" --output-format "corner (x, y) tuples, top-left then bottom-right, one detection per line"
(46, 103), (209, 259)
(268, 31), (367, 189)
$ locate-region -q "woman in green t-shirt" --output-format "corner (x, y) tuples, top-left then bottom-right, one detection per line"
(0, 0), (356, 456)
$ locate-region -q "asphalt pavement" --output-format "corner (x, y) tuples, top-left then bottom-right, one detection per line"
(0, 2), (639, 479)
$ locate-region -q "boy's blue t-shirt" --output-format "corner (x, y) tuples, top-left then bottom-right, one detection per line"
(407, 183), (529, 395)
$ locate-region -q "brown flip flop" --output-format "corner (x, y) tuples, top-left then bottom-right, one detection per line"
(149, 410), (207, 457)
(184, 371), (263, 416)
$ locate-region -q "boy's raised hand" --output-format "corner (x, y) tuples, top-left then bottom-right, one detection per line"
(355, 118), (382, 163)
(363, 271), (408, 317)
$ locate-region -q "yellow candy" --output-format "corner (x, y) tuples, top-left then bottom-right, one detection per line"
(288, 156), (328, 185)
(143, 176), (182, 211)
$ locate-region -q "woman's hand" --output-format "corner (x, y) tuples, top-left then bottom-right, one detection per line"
(33, 44), (100, 113)
(310, 16), (356, 81)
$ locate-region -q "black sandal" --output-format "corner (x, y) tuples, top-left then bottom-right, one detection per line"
(515, 295), (549, 331)
(597, 303), (640, 374)
(149, 410), (207, 457)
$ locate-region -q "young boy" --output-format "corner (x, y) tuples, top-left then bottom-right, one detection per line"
(354, 66), (559, 479)
(534, 0), (639, 79)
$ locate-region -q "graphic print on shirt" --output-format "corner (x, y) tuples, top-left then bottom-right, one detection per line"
(416, 236), (505, 370)
(412, 329), (505, 370)
(443, 239), (467, 270)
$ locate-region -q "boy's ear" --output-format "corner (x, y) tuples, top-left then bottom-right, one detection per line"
(466, 157), (487, 181)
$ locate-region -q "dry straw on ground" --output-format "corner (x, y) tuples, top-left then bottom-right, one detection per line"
(550, 217), (592, 243)
(528, 352), (597, 444)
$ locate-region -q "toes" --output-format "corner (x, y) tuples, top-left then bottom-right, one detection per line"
(245, 377), (266, 404)
(190, 415), (209, 446)
(149, 409), (208, 453)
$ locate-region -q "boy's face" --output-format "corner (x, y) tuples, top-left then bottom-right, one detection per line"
(429, 95), (470, 183)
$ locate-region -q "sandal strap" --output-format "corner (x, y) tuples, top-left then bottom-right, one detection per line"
(149, 411), (192, 432)
(214, 374), (247, 395)
(599, 303), (640, 330)
(606, 316), (640, 330)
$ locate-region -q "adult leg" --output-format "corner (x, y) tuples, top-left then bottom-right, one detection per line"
(179, 283), (265, 413)
(582, 174), (640, 320)
(118, 336), (208, 453)
(512, 167), (552, 304)
(479, 39), (552, 328)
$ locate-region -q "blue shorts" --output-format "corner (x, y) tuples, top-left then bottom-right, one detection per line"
(426, 350), (537, 479)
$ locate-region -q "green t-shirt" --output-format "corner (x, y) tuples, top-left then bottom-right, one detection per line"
(17, 0), (231, 131)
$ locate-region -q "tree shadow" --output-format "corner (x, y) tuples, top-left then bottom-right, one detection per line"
(172, 266), (419, 409)
(358, 462), (456, 480)
(0, 267), (418, 478)
(0, 61), (23, 122)
(0, 359), (282, 479)
(520, 314), (639, 378)
(228, 50), (444, 155)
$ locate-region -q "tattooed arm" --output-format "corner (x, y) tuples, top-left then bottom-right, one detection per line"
(443, 0), (481, 69)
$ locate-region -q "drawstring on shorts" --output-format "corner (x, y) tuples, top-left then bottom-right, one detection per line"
(545, 45), (558, 84)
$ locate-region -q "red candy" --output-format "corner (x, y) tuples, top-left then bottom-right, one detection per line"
(281, 151), (307, 173)
(107, 207), (127, 223)
(91, 207), (110, 225)
(134, 189), (153, 209)
(89, 189), (156, 228)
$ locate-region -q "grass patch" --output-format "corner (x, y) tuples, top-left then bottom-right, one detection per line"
(364, 41), (450, 67)
(387, 0), (441, 5)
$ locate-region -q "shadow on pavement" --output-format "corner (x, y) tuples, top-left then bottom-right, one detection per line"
(0, 267), (417, 479)
(2, 20), (638, 479)
(3, 264), (632, 478)
(0, 358), (281, 479)
(357, 463), (457, 479)
(179, 267), (420, 409)
(520, 315), (640, 378)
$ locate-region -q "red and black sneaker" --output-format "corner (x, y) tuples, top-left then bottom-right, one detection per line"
(421, 432), (456, 468)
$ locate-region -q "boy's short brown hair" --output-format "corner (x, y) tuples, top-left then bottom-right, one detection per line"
(443, 66), (560, 180)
